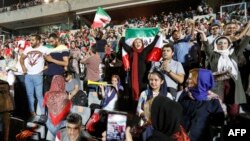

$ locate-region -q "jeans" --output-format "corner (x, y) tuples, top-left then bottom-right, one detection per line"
(25, 74), (45, 115)
(46, 117), (66, 136)
(98, 52), (105, 60)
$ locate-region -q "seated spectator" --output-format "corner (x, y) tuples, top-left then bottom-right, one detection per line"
(64, 71), (88, 107)
(99, 75), (124, 111)
(56, 113), (94, 141)
(65, 71), (80, 100)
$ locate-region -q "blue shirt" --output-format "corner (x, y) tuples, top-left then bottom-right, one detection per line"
(45, 45), (69, 76)
(173, 35), (192, 63)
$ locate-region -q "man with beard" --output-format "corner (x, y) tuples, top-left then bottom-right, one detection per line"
(44, 33), (69, 93)
(20, 34), (48, 122)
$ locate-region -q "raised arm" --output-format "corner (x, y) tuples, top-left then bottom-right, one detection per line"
(98, 85), (106, 98)
(143, 35), (160, 53)
(232, 21), (250, 41)
(119, 37), (133, 53)
(196, 29), (213, 57)
(235, 28), (250, 56)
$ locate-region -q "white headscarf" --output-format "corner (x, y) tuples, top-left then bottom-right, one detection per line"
(213, 36), (238, 80)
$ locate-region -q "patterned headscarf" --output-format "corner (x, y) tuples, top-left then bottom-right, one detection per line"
(43, 75), (72, 125)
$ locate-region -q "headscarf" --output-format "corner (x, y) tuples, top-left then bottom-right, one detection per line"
(189, 69), (214, 101)
(131, 38), (144, 101)
(43, 75), (72, 125)
(213, 36), (238, 80)
(146, 70), (168, 100)
(147, 95), (183, 141)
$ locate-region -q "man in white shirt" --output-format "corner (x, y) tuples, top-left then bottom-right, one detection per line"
(20, 34), (48, 121)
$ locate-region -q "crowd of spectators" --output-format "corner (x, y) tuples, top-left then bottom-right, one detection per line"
(0, 0), (59, 13)
(1, 1), (250, 141)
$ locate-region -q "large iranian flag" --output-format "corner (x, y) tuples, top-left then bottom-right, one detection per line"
(91, 7), (111, 29)
(122, 28), (163, 71)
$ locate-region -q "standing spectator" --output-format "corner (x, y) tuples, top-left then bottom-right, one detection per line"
(178, 68), (224, 141)
(81, 44), (102, 106)
(120, 31), (159, 103)
(44, 33), (69, 93)
(224, 22), (250, 42)
(13, 47), (29, 120)
(172, 21), (194, 80)
(69, 40), (81, 89)
(91, 30), (107, 60)
(20, 34), (48, 121)
(107, 31), (117, 51)
(151, 44), (185, 98)
(69, 41), (81, 74)
(199, 28), (250, 116)
(207, 23), (221, 45)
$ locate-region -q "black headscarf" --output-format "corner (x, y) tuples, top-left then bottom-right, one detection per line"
(147, 95), (183, 141)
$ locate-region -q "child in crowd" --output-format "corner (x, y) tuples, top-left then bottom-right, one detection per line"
(137, 70), (173, 120)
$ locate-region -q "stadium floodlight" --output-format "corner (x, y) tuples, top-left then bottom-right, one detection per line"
(44, 0), (50, 4)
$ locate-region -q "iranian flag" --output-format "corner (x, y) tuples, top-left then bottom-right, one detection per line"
(17, 40), (30, 50)
(122, 28), (163, 71)
(91, 7), (111, 28)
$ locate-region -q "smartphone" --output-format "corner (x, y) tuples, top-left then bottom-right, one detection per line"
(106, 112), (127, 141)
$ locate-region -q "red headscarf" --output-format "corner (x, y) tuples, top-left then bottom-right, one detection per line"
(43, 75), (72, 125)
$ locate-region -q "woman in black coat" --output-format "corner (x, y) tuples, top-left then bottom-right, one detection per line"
(120, 34), (159, 102)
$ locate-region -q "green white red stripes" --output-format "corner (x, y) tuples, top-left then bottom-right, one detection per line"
(91, 7), (111, 28)
(122, 28), (163, 71)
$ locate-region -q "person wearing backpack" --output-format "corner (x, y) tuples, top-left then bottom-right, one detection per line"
(64, 71), (88, 107)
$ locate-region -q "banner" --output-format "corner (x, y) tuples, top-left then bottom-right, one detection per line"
(92, 7), (111, 28)
(122, 28), (162, 71)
